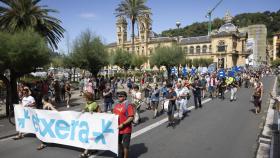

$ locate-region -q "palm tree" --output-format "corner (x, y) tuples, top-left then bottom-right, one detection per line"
(115, 0), (151, 52)
(0, 0), (65, 49)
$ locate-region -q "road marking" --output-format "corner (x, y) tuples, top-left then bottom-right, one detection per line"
(90, 98), (212, 158)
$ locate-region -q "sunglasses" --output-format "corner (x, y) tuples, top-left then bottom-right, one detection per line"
(118, 95), (125, 97)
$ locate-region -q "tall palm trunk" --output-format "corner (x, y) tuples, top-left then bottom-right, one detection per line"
(131, 19), (135, 53)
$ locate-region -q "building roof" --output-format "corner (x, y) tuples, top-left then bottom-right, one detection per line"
(107, 42), (117, 47)
(180, 36), (210, 44)
(150, 37), (175, 42)
(218, 23), (238, 33)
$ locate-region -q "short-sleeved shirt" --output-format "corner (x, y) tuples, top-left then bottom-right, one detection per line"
(166, 91), (177, 104)
(22, 96), (35, 107)
(84, 101), (99, 112)
(113, 102), (134, 134)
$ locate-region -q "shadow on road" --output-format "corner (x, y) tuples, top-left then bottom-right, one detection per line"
(128, 143), (148, 158)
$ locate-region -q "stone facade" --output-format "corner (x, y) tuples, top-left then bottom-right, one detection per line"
(108, 12), (267, 69)
(273, 33), (280, 60)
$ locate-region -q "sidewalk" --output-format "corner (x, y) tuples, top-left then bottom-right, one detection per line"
(0, 90), (86, 140)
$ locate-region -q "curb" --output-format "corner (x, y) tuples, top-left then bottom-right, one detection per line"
(256, 76), (277, 158)
(0, 132), (17, 140)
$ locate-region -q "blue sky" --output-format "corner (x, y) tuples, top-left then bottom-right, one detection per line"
(42, 0), (280, 53)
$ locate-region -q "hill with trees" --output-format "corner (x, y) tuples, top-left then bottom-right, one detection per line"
(161, 10), (280, 40)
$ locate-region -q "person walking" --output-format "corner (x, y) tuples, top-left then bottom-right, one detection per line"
(79, 92), (101, 158)
(65, 81), (71, 108)
(103, 86), (114, 113)
(131, 85), (142, 124)
(13, 87), (36, 140)
(175, 82), (189, 120)
(191, 77), (203, 109)
(151, 84), (160, 119)
(166, 83), (177, 127)
(228, 77), (238, 102)
(113, 91), (134, 158)
(253, 82), (263, 114)
(37, 96), (57, 150)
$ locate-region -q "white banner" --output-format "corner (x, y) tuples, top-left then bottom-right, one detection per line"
(14, 105), (119, 154)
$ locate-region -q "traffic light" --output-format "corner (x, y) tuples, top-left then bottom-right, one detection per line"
(218, 58), (224, 69)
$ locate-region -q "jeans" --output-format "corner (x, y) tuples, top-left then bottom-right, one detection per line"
(194, 94), (202, 108)
(176, 99), (188, 118)
(104, 102), (112, 112)
(230, 87), (237, 100)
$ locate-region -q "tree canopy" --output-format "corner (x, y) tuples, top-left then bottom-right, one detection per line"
(71, 30), (108, 76)
(0, 0), (65, 49)
(111, 48), (133, 71)
(150, 45), (184, 75)
(0, 30), (50, 76)
(161, 10), (280, 40)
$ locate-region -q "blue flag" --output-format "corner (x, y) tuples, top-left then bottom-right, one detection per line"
(218, 69), (226, 78)
(191, 68), (196, 76)
(228, 70), (235, 77)
(182, 67), (187, 77)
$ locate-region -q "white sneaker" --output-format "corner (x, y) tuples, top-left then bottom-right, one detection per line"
(67, 105), (70, 108)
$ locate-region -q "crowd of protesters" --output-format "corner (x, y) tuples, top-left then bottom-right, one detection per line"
(11, 65), (274, 158)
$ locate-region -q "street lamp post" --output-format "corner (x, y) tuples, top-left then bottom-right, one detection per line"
(176, 21), (181, 77)
(176, 21), (181, 44)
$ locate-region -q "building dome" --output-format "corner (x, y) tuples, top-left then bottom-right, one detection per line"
(218, 23), (237, 33)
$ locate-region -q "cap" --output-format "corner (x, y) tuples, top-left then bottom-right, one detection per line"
(117, 91), (127, 97)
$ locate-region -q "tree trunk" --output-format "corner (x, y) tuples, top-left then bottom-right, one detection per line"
(10, 71), (19, 105)
(0, 74), (11, 116)
(73, 68), (76, 82)
(131, 20), (135, 53)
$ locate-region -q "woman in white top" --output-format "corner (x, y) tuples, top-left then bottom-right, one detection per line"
(13, 88), (36, 140)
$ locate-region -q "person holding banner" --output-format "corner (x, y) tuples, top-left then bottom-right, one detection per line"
(113, 91), (134, 158)
(166, 83), (177, 127)
(37, 96), (57, 150)
(13, 87), (36, 140)
(80, 92), (101, 158)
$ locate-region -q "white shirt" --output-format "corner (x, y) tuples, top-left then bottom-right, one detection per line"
(175, 87), (189, 99)
(22, 96), (35, 107)
(132, 90), (141, 103)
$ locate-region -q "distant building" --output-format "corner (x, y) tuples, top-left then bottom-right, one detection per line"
(108, 11), (267, 68)
(273, 33), (280, 60)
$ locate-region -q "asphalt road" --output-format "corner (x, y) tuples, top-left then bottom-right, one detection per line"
(0, 76), (275, 158)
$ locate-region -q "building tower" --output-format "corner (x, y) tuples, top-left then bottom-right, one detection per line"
(138, 14), (151, 43)
(116, 16), (127, 46)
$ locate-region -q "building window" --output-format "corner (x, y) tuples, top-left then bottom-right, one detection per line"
(196, 46), (201, 54)
(190, 46), (194, 54)
(217, 40), (226, 52)
(184, 47), (188, 54)
(209, 45), (212, 52)
(202, 45), (207, 53)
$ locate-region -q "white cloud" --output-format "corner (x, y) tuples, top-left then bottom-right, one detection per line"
(79, 13), (96, 19)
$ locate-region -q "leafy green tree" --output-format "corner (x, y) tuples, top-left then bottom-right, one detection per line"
(112, 48), (132, 71)
(150, 46), (184, 76)
(115, 0), (151, 52)
(0, 30), (50, 114)
(0, 0), (65, 49)
(271, 58), (280, 68)
(161, 10), (280, 40)
(72, 30), (108, 77)
(131, 55), (148, 69)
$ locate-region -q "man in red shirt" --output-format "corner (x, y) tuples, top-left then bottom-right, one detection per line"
(113, 91), (134, 158)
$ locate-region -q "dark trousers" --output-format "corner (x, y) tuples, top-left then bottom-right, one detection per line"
(194, 94), (202, 108)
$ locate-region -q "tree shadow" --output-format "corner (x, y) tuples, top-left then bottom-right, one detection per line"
(98, 143), (148, 158)
(128, 143), (148, 158)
